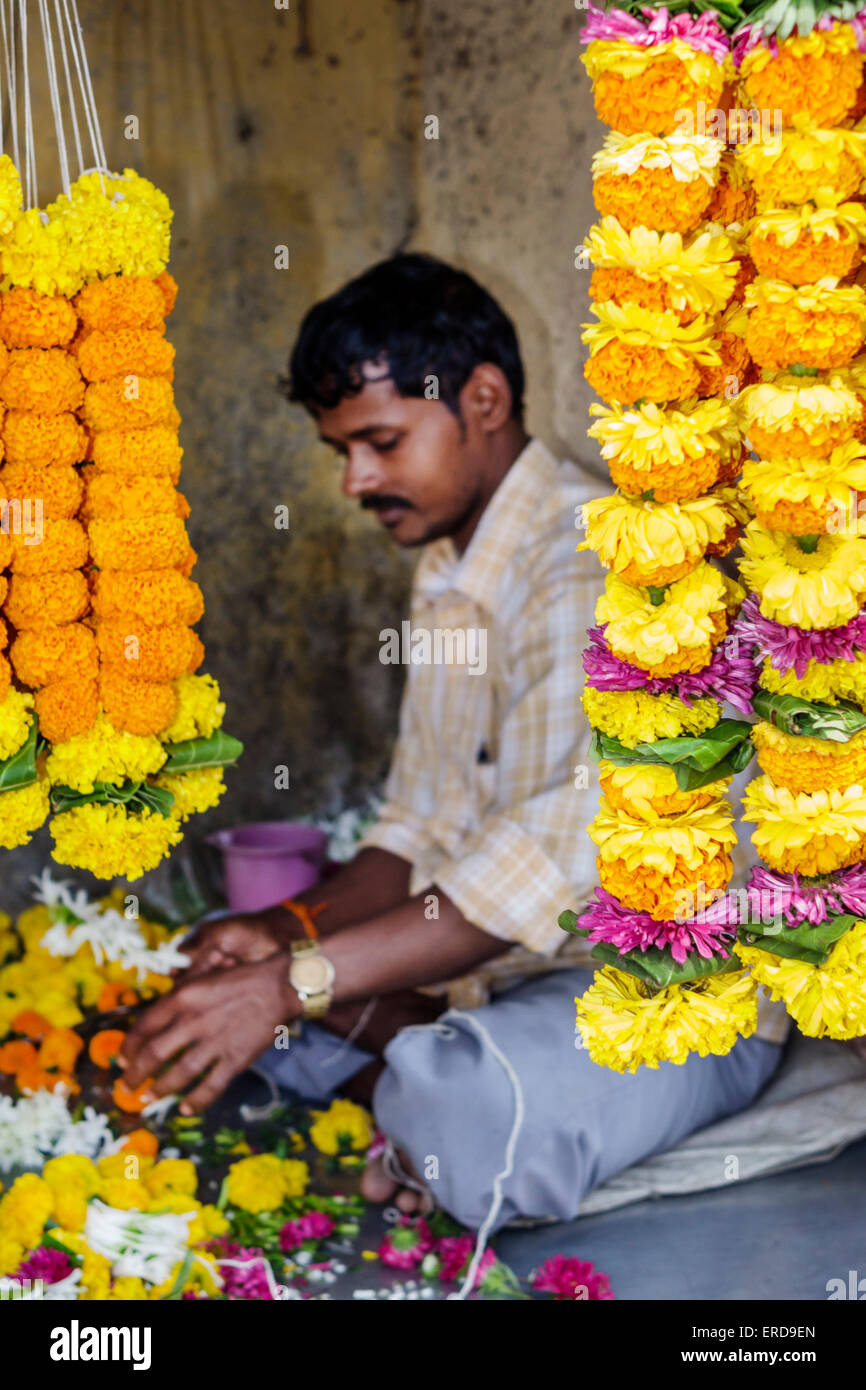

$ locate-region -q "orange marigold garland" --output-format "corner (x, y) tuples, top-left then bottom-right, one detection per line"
(571, 3), (761, 1072)
(0, 160), (242, 875)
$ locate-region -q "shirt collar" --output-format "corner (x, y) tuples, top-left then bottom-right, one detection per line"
(414, 437), (557, 612)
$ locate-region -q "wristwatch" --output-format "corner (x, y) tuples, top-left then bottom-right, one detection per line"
(288, 938), (335, 1020)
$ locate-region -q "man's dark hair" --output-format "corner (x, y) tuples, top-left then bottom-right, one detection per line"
(285, 252), (525, 420)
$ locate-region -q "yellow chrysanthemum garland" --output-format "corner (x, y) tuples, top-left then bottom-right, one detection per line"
(729, 13), (866, 1045)
(581, 486), (746, 587)
(572, 10), (761, 1074)
(0, 159), (242, 876)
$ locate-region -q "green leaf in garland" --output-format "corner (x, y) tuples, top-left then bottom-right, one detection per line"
(588, 940), (740, 990)
(0, 720), (38, 793)
(752, 689), (866, 743)
(591, 720), (754, 791)
(160, 730), (244, 772)
(50, 780), (176, 819)
(558, 909), (588, 935)
(737, 912), (858, 966)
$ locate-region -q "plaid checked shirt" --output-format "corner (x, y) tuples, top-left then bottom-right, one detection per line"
(359, 437), (790, 1043)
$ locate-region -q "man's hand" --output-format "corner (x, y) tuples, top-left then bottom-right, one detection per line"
(181, 915), (288, 978)
(118, 953), (298, 1114)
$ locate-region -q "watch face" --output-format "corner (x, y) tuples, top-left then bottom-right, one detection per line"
(291, 953), (333, 993)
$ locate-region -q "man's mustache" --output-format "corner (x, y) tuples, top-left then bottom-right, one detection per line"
(360, 495), (412, 512)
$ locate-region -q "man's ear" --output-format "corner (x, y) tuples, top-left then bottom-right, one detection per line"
(459, 363), (514, 435)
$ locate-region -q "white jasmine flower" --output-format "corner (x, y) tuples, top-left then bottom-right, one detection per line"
(85, 1201), (195, 1286)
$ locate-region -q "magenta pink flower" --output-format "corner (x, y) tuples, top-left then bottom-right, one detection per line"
(377, 1216), (433, 1269)
(279, 1211), (335, 1252)
(209, 1241), (277, 1300)
(583, 626), (755, 715)
(530, 1254), (614, 1301)
(732, 596), (866, 681)
(581, 2), (729, 61)
(578, 888), (733, 964)
(436, 1235), (498, 1287)
(15, 1246), (74, 1285)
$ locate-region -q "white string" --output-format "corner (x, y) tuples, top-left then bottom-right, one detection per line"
(18, 0), (35, 208)
(320, 998), (379, 1069)
(66, 0), (105, 176)
(38, 0), (69, 195)
(54, 0), (82, 174)
(1, 0), (18, 171)
(443, 1010), (526, 1302)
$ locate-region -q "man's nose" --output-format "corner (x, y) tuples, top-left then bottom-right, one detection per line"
(342, 446), (386, 499)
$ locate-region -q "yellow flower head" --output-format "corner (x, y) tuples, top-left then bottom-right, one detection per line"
(0, 1173), (53, 1250)
(584, 217), (737, 317)
(759, 652), (866, 707)
(589, 793), (736, 874)
(735, 371), (865, 457)
(592, 130), (723, 185)
(742, 776), (866, 875)
(309, 1097), (374, 1155)
(751, 720), (866, 793)
(739, 522), (866, 629)
(589, 396), (740, 471)
(742, 440), (866, 529)
(583, 302), (720, 369)
(576, 966), (757, 1073)
(736, 919), (866, 1040)
(49, 802), (184, 881)
(45, 711), (167, 794)
(599, 759), (730, 816)
(580, 487), (745, 586)
(144, 1159), (197, 1199)
(596, 562), (742, 672)
(736, 125), (866, 206)
(582, 686), (721, 747)
(225, 1153), (309, 1213)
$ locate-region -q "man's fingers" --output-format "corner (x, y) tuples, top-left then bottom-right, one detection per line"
(179, 1060), (236, 1115)
(119, 993), (183, 1065)
(148, 1042), (220, 1101)
(121, 1017), (198, 1090)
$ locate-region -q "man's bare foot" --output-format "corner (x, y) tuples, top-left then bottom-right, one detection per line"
(360, 1148), (432, 1215)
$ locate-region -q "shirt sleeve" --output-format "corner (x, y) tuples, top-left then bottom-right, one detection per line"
(432, 559), (601, 956)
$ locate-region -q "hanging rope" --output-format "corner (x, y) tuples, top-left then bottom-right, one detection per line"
(0, 0), (109, 207)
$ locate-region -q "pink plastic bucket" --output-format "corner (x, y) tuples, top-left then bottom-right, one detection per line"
(207, 822), (328, 913)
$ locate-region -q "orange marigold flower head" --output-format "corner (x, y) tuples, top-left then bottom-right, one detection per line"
(741, 37), (863, 128)
(599, 850), (733, 922)
(0, 653), (12, 704)
(120, 1128), (159, 1157)
(0, 288), (77, 349)
(585, 47), (726, 137)
(748, 228), (862, 287)
(154, 270), (178, 317)
(2, 409), (88, 467)
(74, 327), (174, 383)
(97, 622), (203, 681)
(87, 514), (190, 571)
(0, 534), (12, 572)
(4, 571), (89, 629)
(593, 166), (713, 234)
(695, 332), (754, 398)
(89, 425), (182, 480)
(38, 1026), (84, 1072)
(90, 569), (203, 627)
(174, 490), (190, 520)
(10, 1009), (53, 1038)
(81, 377), (178, 432)
(16, 1065), (79, 1095)
(0, 1038), (38, 1073)
(82, 470), (179, 522)
(99, 670), (177, 735)
(0, 348), (84, 414)
(9, 518), (88, 575)
(1, 462), (83, 519)
(11, 622), (97, 687)
(88, 1029), (126, 1068)
(74, 275), (167, 332)
(177, 545), (197, 579)
(585, 340), (700, 406)
(34, 677), (99, 742)
(112, 1074), (154, 1113)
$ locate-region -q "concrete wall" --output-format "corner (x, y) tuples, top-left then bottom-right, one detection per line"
(3, 0), (602, 907)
